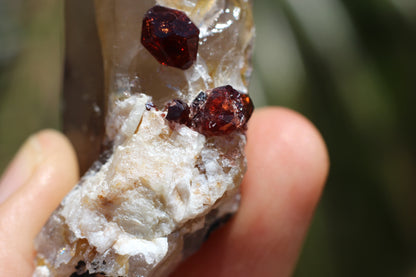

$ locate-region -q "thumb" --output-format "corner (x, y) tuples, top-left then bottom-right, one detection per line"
(0, 130), (79, 276)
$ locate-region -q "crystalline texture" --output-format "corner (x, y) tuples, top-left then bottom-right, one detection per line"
(165, 99), (190, 124)
(35, 96), (247, 277)
(94, 0), (254, 103)
(191, 85), (254, 136)
(141, 6), (200, 70)
(164, 86), (254, 136)
(34, 1), (255, 276)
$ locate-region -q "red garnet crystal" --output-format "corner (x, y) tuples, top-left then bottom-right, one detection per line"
(165, 99), (190, 124)
(191, 85), (254, 136)
(141, 5), (200, 70)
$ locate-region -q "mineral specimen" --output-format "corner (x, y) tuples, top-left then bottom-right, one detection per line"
(34, 0), (255, 276)
(164, 86), (254, 135)
(191, 85), (254, 136)
(141, 6), (200, 70)
(165, 99), (190, 124)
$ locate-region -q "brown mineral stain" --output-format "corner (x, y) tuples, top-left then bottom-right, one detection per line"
(69, 238), (98, 266)
(35, 257), (47, 266)
(116, 255), (130, 268)
(173, 187), (184, 204)
(98, 195), (114, 207)
(134, 116), (144, 134)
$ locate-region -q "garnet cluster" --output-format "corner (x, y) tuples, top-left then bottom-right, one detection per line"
(141, 5), (200, 70)
(141, 6), (254, 135)
(165, 85), (254, 136)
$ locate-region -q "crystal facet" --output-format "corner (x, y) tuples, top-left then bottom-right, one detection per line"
(164, 86), (254, 137)
(192, 85), (254, 136)
(165, 99), (190, 124)
(141, 5), (200, 70)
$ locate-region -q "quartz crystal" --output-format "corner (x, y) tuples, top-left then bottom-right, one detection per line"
(34, 0), (255, 276)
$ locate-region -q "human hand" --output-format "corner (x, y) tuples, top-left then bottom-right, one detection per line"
(0, 130), (79, 276)
(0, 108), (328, 277)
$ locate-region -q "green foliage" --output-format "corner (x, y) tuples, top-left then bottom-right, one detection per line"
(253, 0), (416, 276)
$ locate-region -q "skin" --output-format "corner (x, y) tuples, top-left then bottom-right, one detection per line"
(0, 108), (329, 277)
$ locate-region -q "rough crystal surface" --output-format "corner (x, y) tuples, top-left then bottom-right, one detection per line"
(141, 5), (200, 70)
(191, 85), (254, 136)
(34, 0), (255, 276)
(34, 95), (246, 277)
(165, 99), (190, 124)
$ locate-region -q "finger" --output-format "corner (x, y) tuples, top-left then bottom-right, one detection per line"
(0, 130), (79, 276)
(0, 133), (45, 204)
(172, 107), (329, 277)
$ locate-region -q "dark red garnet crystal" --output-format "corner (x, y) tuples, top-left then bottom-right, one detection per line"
(192, 85), (254, 136)
(141, 5), (200, 70)
(165, 99), (190, 124)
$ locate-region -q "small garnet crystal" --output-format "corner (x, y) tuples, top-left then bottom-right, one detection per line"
(191, 85), (254, 136)
(165, 99), (190, 124)
(141, 5), (200, 70)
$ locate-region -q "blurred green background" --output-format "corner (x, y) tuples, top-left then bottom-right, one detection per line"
(1, 0), (416, 276)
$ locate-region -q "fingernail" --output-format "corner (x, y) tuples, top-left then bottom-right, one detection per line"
(0, 134), (44, 204)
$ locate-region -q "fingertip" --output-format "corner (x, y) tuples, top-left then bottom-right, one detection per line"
(245, 107), (329, 213)
(0, 129), (79, 253)
(237, 107), (329, 276)
(172, 107), (329, 277)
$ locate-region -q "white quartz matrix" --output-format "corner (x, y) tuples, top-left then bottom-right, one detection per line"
(34, 94), (246, 277)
